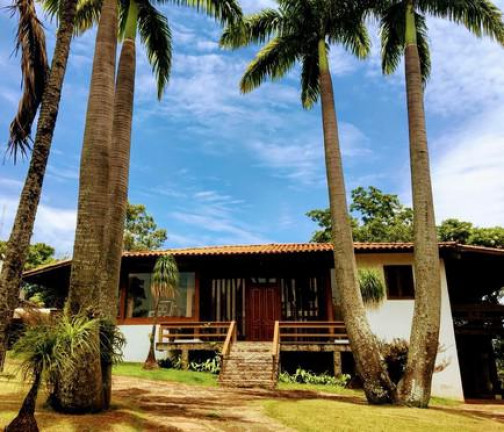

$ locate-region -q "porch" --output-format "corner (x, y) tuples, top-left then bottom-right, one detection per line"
(156, 320), (350, 387)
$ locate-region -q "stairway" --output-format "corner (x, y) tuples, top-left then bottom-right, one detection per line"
(219, 342), (277, 389)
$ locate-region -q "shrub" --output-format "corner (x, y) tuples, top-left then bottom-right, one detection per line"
(159, 354), (221, 374)
(279, 368), (350, 386)
(358, 269), (385, 307)
(379, 339), (409, 384)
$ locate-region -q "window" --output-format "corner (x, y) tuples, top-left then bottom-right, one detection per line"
(125, 272), (195, 318)
(384, 265), (415, 300)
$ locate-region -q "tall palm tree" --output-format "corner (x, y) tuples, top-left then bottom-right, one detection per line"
(375, 0), (504, 407)
(0, 0), (78, 371)
(53, 0), (241, 412)
(143, 254), (179, 369)
(221, 0), (396, 404)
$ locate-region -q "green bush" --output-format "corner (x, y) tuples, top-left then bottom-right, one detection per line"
(279, 368), (350, 386)
(358, 269), (385, 307)
(159, 354), (221, 374)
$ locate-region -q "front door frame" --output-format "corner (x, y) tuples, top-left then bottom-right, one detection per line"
(245, 278), (281, 341)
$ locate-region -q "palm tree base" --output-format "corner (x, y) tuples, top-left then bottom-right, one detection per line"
(5, 413), (39, 432)
(142, 359), (159, 370)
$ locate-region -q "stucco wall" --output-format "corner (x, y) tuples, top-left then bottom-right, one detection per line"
(350, 253), (464, 401)
(119, 324), (168, 363)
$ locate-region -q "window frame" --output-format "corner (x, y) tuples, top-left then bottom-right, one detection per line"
(384, 265), (415, 300)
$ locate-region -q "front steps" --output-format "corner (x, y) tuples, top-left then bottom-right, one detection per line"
(219, 342), (277, 389)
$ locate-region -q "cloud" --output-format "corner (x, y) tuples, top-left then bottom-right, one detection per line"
(431, 107), (504, 227)
(0, 193), (76, 256)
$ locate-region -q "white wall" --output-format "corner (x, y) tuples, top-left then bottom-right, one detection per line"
(350, 253), (464, 401)
(119, 325), (168, 363)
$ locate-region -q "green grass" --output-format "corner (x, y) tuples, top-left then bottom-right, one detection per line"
(113, 362), (218, 387)
(263, 399), (504, 432)
(278, 382), (362, 396)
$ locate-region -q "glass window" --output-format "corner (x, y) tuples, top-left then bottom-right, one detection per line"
(125, 272), (195, 318)
(384, 265), (415, 300)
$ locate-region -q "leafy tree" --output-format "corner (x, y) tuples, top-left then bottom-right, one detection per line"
(221, 0), (396, 404)
(0, 0), (78, 372)
(439, 219), (504, 248)
(124, 203), (168, 251)
(307, 186), (413, 243)
(372, 0), (504, 407)
(143, 254), (179, 369)
(0, 241), (55, 271)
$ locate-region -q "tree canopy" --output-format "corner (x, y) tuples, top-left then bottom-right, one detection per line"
(123, 203), (167, 251)
(308, 186), (504, 248)
(0, 241), (56, 271)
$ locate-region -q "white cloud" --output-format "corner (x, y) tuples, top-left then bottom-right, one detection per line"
(0, 195), (76, 256)
(431, 107), (504, 227)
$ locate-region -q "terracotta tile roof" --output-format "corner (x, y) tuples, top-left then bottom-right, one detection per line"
(22, 242), (504, 277)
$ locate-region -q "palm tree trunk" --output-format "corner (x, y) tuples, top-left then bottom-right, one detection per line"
(0, 0), (77, 372)
(100, 0), (138, 407)
(144, 297), (160, 369)
(55, 0), (118, 413)
(317, 39), (396, 404)
(398, 2), (441, 408)
(5, 367), (42, 432)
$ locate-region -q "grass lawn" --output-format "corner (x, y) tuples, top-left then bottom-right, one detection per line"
(263, 398), (504, 432)
(113, 362), (218, 386)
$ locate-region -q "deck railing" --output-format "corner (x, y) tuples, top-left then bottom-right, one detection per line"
(274, 321), (349, 346)
(221, 321), (237, 358)
(157, 321), (233, 345)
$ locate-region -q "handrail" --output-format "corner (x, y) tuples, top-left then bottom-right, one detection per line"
(158, 321), (232, 345)
(221, 321), (237, 359)
(272, 321), (280, 357)
(277, 321), (349, 344)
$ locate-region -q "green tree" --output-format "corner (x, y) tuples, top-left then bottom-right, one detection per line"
(0, 0), (78, 372)
(124, 203), (168, 251)
(374, 0), (504, 406)
(221, 0), (396, 404)
(438, 219), (504, 248)
(307, 186), (413, 243)
(0, 241), (55, 271)
(143, 254), (179, 369)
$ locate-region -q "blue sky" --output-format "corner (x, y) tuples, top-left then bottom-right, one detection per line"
(1, 0), (504, 256)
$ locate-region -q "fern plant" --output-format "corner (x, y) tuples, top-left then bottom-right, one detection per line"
(358, 268), (385, 308)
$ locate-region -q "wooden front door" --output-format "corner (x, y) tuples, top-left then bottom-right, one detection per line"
(246, 281), (281, 341)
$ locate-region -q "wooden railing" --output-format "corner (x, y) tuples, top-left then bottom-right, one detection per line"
(452, 304), (504, 335)
(157, 321), (233, 345)
(272, 321), (280, 357)
(275, 321), (349, 345)
(222, 321), (237, 358)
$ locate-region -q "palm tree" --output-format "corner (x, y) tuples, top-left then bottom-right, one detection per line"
(374, 0), (504, 407)
(53, 0), (241, 412)
(144, 255), (179, 369)
(5, 316), (101, 432)
(221, 0), (396, 404)
(0, 0), (78, 372)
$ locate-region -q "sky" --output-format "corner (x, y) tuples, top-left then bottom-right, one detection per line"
(1, 0), (504, 256)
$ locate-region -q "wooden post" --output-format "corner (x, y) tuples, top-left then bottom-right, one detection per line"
(333, 350), (342, 376)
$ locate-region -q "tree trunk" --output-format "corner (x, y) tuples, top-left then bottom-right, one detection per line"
(317, 39), (396, 404)
(100, 1), (138, 407)
(55, 0), (118, 413)
(0, 0), (77, 372)
(5, 367), (42, 432)
(144, 297), (159, 370)
(398, 3), (441, 408)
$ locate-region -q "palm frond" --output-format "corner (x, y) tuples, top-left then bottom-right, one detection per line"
(300, 50), (319, 109)
(168, 0), (242, 24)
(7, 0), (49, 162)
(220, 9), (284, 49)
(137, 1), (172, 99)
(380, 1), (405, 76)
(73, 0), (103, 35)
(418, 0), (504, 44)
(41, 0), (63, 21)
(415, 13), (431, 84)
(332, 21), (371, 60)
(151, 255), (179, 301)
(240, 35), (299, 93)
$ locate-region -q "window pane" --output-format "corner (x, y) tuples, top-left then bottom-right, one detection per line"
(126, 272), (195, 318)
(384, 265), (415, 300)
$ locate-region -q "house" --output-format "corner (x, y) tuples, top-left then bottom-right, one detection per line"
(22, 242), (504, 400)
